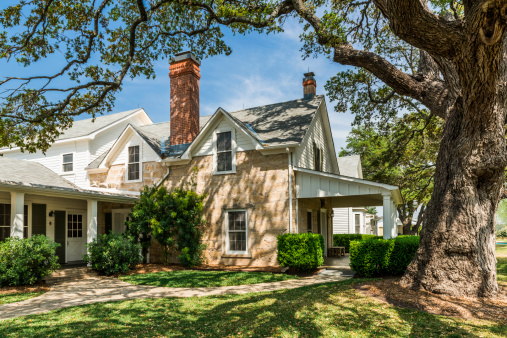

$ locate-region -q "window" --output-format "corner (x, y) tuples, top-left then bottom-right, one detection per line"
(355, 214), (361, 234)
(0, 204), (28, 241)
(0, 204), (11, 241)
(67, 214), (83, 238)
(307, 211), (312, 232)
(226, 210), (247, 254)
(313, 142), (323, 171)
(62, 153), (73, 172)
(215, 130), (235, 174)
(127, 145), (140, 181)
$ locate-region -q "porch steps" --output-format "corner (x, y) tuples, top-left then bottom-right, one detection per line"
(44, 267), (99, 285)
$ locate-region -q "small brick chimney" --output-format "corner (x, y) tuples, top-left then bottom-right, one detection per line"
(303, 72), (316, 100)
(169, 51), (201, 145)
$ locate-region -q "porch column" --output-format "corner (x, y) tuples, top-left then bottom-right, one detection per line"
(87, 200), (98, 245)
(382, 193), (397, 239)
(10, 192), (24, 238)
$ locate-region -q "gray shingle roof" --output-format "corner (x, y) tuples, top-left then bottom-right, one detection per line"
(337, 155), (362, 178)
(0, 157), (137, 201)
(56, 108), (143, 141)
(227, 95), (323, 146)
(86, 96), (323, 168)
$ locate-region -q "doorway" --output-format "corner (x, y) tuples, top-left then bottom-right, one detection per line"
(66, 213), (86, 262)
(112, 209), (131, 234)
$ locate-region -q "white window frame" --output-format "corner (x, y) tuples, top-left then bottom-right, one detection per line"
(354, 213), (362, 234)
(62, 153), (75, 174)
(225, 209), (248, 254)
(125, 143), (142, 182)
(213, 127), (236, 175)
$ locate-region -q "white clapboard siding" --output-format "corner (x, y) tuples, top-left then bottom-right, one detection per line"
(193, 116), (256, 156)
(294, 104), (335, 173)
(332, 208), (350, 234)
(111, 133), (160, 166)
(89, 114), (146, 159)
(3, 140), (90, 188)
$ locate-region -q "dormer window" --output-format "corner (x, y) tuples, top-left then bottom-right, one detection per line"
(127, 145), (140, 181)
(214, 129), (236, 174)
(62, 153), (73, 172)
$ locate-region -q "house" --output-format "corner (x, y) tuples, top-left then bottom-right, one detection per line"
(1, 51), (402, 266)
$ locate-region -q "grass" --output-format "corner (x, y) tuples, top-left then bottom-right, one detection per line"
(0, 291), (45, 305)
(120, 270), (299, 288)
(1, 280), (505, 337)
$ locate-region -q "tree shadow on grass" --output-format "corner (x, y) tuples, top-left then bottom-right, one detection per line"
(1, 280), (505, 337)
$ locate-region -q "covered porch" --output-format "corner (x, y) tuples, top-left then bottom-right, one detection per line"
(0, 157), (137, 264)
(293, 167), (402, 256)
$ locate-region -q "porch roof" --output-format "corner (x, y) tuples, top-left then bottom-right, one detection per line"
(294, 167), (403, 207)
(0, 158), (137, 203)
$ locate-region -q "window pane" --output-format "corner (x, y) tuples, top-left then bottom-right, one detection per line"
(229, 232), (246, 252)
(355, 214), (360, 226)
(129, 146), (139, 163)
(0, 226), (9, 241)
(217, 132), (231, 152)
(217, 152), (232, 172)
(128, 163), (140, 180)
(63, 154), (73, 163)
(63, 163), (73, 172)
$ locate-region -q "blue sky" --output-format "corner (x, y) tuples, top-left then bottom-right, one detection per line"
(107, 20), (354, 151)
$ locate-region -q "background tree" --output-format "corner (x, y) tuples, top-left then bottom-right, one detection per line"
(1, 0), (506, 297)
(340, 113), (441, 235)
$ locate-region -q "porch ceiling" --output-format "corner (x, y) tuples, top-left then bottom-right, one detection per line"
(294, 167), (402, 206)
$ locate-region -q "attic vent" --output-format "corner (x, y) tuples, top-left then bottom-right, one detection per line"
(245, 124), (265, 144)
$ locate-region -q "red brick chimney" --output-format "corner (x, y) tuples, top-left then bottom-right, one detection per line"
(303, 72), (316, 100)
(169, 51), (201, 145)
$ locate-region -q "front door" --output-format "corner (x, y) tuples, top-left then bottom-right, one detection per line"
(67, 213), (86, 262)
(54, 211), (66, 264)
(320, 209), (328, 257)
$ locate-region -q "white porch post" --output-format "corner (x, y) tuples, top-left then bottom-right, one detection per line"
(87, 200), (98, 246)
(10, 192), (24, 238)
(382, 193), (397, 239)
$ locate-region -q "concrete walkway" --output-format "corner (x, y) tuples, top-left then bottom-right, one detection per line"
(0, 273), (350, 321)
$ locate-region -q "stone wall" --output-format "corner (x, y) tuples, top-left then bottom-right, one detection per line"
(89, 162), (167, 191)
(90, 150), (295, 267)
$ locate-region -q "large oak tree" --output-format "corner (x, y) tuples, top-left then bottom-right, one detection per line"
(0, 0), (505, 297)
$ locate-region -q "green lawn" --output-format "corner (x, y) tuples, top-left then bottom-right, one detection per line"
(120, 270), (299, 288)
(0, 292), (45, 305)
(1, 280), (505, 337)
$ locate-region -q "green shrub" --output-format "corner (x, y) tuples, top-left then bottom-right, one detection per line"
(350, 236), (419, 277)
(84, 233), (141, 275)
(277, 233), (324, 271)
(497, 227), (507, 238)
(333, 234), (382, 253)
(0, 235), (60, 286)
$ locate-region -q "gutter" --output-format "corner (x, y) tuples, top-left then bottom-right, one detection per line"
(287, 148), (293, 234)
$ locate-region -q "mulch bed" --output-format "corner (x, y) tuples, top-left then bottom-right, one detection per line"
(0, 282), (51, 295)
(353, 278), (507, 322)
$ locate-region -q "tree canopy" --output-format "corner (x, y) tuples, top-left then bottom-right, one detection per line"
(340, 113), (441, 234)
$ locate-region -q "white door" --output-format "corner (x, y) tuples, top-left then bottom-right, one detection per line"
(67, 213), (86, 262)
(320, 209), (328, 257)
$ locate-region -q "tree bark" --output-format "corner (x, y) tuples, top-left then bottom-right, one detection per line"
(400, 33), (507, 297)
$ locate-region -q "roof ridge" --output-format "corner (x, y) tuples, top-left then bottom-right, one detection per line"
(228, 95), (324, 114)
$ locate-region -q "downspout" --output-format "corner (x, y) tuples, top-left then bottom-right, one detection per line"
(287, 148), (293, 234)
(156, 165), (170, 188)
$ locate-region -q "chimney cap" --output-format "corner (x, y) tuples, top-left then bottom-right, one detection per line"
(304, 72), (315, 79)
(171, 51), (201, 66)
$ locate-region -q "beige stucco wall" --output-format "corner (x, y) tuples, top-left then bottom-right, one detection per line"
(90, 150), (296, 267)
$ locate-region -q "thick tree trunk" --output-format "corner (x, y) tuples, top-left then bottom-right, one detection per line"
(400, 40), (507, 297)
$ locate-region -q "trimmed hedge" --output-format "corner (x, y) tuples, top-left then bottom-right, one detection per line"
(333, 234), (382, 253)
(277, 233), (324, 271)
(84, 233), (141, 275)
(349, 235), (419, 277)
(0, 235), (60, 286)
